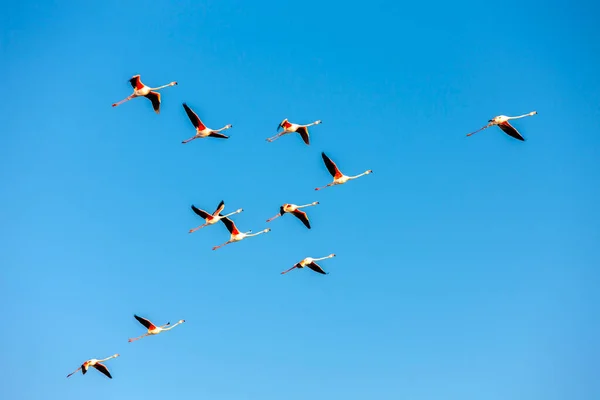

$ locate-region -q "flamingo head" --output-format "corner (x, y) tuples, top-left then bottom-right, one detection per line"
(313, 201), (320, 205)
(236, 208), (243, 213)
(170, 81), (178, 86)
(315, 120), (322, 124)
(178, 319), (185, 324)
(329, 253), (336, 258)
(366, 170), (373, 174)
(264, 228), (271, 233)
(114, 354), (120, 358)
(530, 111), (537, 116)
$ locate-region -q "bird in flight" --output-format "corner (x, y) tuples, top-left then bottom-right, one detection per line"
(181, 103), (233, 144)
(212, 216), (270, 250)
(316, 152), (372, 191)
(128, 314), (185, 342)
(189, 200), (243, 233)
(266, 202), (319, 229)
(466, 111), (537, 141)
(281, 254), (336, 275)
(66, 354), (119, 379)
(266, 118), (322, 145)
(112, 74), (177, 114)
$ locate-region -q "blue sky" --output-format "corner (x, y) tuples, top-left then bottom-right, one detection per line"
(1, 1), (599, 399)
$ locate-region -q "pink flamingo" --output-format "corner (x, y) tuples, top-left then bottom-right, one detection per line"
(266, 202), (319, 229)
(281, 254), (336, 275)
(467, 111), (537, 141)
(112, 75), (177, 114)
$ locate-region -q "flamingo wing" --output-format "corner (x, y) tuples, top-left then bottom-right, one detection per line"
(145, 91), (161, 114)
(93, 363), (112, 379)
(208, 132), (229, 139)
(82, 364), (88, 375)
(306, 262), (328, 274)
(498, 121), (525, 141)
(182, 103), (207, 130)
(129, 75), (143, 90)
(213, 200), (225, 216)
(219, 216), (240, 235)
(134, 314), (156, 330)
(191, 205), (211, 219)
(296, 126), (310, 145)
(291, 209), (311, 229)
(321, 152), (343, 179)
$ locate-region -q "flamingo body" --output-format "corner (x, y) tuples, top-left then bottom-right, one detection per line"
(281, 254), (336, 275)
(112, 75), (177, 114)
(189, 201), (243, 233)
(266, 202), (319, 229)
(181, 103), (233, 143)
(129, 315), (185, 342)
(212, 216), (271, 250)
(316, 152), (372, 190)
(67, 354), (119, 379)
(466, 111), (537, 141)
(266, 118), (322, 145)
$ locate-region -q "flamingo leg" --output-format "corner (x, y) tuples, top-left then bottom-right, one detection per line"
(128, 333), (150, 342)
(112, 95), (135, 107)
(266, 132), (287, 142)
(182, 136), (199, 144)
(189, 223), (208, 233)
(212, 241), (232, 251)
(281, 265), (298, 275)
(66, 367), (82, 378)
(315, 183), (334, 191)
(266, 214), (282, 223)
(466, 123), (492, 137)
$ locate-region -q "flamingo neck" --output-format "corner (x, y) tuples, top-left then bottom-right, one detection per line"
(151, 83), (173, 90)
(508, 111), (536, 120)
(162, 321), (182, 331)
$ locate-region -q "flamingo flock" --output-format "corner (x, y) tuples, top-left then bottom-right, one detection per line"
(66, 73), (538, 380)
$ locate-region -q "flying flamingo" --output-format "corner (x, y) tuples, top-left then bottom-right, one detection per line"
(281, 254), (336, 275)
(128, 314), (185, 343)
(315, 152), (372, 191)
(112, 75), (178, 114)
(189, 200), (243, 233)
(466, 111), (537, 141)
(212, 216), (270, 250)
(66, 354), (119, 379)
(181, 103), (233, 144)
(266, 202), (319, 229)
(266, 118), (322, 145)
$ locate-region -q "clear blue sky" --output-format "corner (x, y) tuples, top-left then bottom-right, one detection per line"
(1, 1), (599, 399)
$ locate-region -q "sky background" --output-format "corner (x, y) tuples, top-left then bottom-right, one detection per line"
(1, 1), (599, 399)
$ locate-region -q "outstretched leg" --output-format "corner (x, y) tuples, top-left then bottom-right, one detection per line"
(112, 95), (135, 107)
(212, 241), (232, 251)
(266, 132), (286, 142)
(266, 214), (282, 223)
(315, 183), (334, 191)
(128, 333), (149, 342)
(281, 265), (299, 275)
(189, 223), (208, 233)
(66, 367), (82, 378)
(466, 123), (492, 137)
(182, 136), (199, 144)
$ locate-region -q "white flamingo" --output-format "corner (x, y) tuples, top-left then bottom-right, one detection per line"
(66, 354), (119, 379)
(181, 103), (233, 144)
(189, 200), (243, 233)
(266, 202), (319, 229)
(267, 118), (322, 145)
(112, 75), (177, 114)
(212, 216), (270, 250)
(128, 315), (185, 342)
(467, 111), (537, 141)
(315, 152), (372, 191)
(281, 254), (336, 275)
